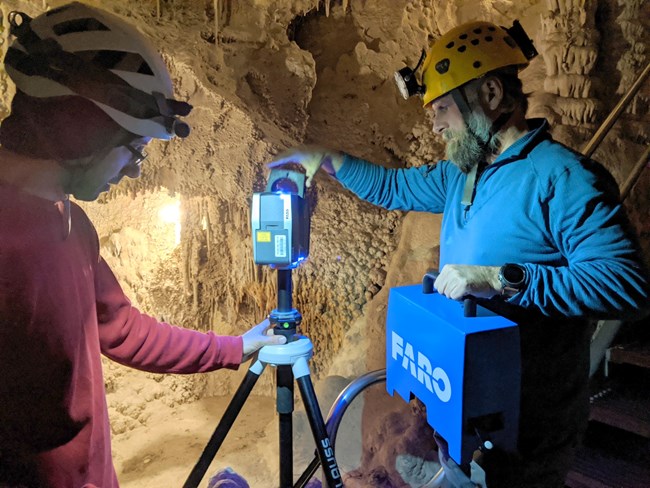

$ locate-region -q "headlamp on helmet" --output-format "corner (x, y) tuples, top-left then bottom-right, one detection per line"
(394, 50), (426, 100)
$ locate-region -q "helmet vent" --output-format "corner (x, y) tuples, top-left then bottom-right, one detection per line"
(459, 33), (468, 40)
(446, 41), (455, 49)
(76, 50), (154, 75)
(485, 36), (493, 42)
(473, 28), (482, 34)
(473, 61), (481, 69)
(435, 59), (450, 74)
(53, 18), (109, 36)
(471, 39), (479, 46)
(458, 45), (467, 53)
(136, 61), (155, 75)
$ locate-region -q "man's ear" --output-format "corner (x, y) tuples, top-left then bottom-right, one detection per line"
(479, 77), (504, 112)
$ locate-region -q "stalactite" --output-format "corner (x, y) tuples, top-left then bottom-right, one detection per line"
(178, 194), (280, 328)
(199, 200), (211, 256)
(181, 200), (205, 313)
(615, 0), (647, 115)
(540, 0), (601, 128)
(213, 0), (219, 44)
(0, 8), (9, 119)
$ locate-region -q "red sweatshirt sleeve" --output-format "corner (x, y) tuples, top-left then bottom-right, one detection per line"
(95, 257), (243, 372)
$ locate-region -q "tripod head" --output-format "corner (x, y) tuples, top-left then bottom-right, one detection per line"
(251, 169), (311, 340)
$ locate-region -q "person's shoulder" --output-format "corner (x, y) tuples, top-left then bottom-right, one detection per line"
(528, 136), (582, 172)
(69, 200), (101, 237)
(70, 199), (95, 220)
(528, 137), (618, 196)
(526, 132), (601, 184)
(69, 201), (103, 257)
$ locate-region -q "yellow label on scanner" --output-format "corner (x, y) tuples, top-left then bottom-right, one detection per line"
(257, 231), (271, 242)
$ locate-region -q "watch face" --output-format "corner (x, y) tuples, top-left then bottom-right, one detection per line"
(503, 264), (525, 286)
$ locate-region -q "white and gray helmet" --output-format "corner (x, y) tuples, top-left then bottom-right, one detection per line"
(4, 2), (191, 139)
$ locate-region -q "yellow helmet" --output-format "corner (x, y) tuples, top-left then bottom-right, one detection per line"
(415, 20), (536, 107)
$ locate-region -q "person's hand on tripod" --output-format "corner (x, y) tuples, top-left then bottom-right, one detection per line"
(240, 318), (287, 362)
(268, 146), (345, 187)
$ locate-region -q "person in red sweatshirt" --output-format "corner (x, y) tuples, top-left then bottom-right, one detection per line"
(0, 3), (285, 487)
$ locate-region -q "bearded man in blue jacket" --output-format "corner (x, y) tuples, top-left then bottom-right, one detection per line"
(270, 20), (649, 488)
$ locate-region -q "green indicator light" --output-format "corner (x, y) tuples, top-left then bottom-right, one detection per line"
(283, 322), (290, 328)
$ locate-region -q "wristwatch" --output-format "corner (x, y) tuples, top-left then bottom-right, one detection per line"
(498, 263), (527, 297)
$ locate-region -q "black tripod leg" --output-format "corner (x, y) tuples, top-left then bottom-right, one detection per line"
(183, 361), (265, 488)
(277, 365), (295, 487)
(294, 362), (343, 488)
(294, 457), (320, 488)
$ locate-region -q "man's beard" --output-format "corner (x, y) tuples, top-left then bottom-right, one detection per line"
(444, 112), (501, 173)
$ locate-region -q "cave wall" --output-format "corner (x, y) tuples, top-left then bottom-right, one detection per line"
(1, 0), (648, 433)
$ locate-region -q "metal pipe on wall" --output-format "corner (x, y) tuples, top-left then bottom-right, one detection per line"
(581, 62), (650, 160)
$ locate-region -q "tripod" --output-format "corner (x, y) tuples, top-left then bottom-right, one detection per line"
(184, 268), (343, 488)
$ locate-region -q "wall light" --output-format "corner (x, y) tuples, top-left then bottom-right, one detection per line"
(159, 200), (181, 245)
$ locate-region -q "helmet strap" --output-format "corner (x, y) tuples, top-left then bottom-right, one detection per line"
(451, 83), (514, 209)
(461, 162), (479, 208)
(59, 129), (127, 170)
(451, 82), (514, 153)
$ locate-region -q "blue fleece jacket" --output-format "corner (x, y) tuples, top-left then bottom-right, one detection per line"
(337, 119), (649, 318)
